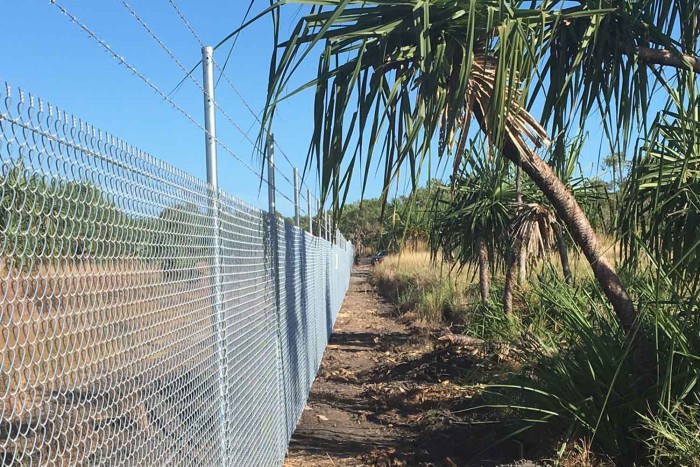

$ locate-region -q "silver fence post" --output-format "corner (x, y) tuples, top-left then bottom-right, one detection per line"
(268, 135), (276, 216)
(267, 134), (288, 459)
(202, 45), (227, 467)
(317, 201), (322, 238)
(307, 190), (313, 235)
(293, 168), (300, 228)
(326, 212), (330, 242)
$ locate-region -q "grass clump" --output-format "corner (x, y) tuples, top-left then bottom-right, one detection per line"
(370, 251), (473, 322)
(641, 403), (700, 466)
(484, 272), (700, 464)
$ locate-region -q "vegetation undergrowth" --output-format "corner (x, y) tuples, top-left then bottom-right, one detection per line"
(372, 251), (700, 465)
(250, 0), (700, 463)
(370, 251), (477, 323)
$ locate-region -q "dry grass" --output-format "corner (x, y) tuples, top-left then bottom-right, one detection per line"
(370, 251), (477, 322)
(370, 236), (622, 322)
(1, 257), (219, 464)
(536, 234), (622, 280)
(373, 250), (474, 285)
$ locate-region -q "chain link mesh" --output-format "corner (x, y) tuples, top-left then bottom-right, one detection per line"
(0, 84), (354, 466)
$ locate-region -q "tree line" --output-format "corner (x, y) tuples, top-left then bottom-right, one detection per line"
(0, 162), (214, 276)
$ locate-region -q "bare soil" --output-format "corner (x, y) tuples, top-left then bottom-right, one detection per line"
(284, 264), (540, 467)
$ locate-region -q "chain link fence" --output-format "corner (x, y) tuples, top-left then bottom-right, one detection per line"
(0, 83), (354, 466)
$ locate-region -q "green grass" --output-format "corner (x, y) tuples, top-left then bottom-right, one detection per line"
(371, 250), (700, 465)
(641, 403), (700, 466)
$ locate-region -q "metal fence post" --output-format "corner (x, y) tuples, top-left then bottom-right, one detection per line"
(293, 168), (300, 228)
(307, 190), (313, 235)
(317, 201), (322, 238)
(268, 135), (276, 217)
(202, 45), (227, 467)
(267, 134), (288, 460)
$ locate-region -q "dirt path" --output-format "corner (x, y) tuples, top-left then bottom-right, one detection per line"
(283, 264), (515, 467)
(284, 263), (415, 466)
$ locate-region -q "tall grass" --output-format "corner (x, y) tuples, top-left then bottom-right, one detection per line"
(641, 403), (700, 466)
(370, 251), (476, 321)
(476, 271), (700, 464)
(371, 249), (700, 464)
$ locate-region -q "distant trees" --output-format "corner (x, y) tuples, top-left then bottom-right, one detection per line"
(337, 198), (385, 255)
(0, 163), (137, 268)
(336, 182), (446, 255)
(154, 203), (211, 280)
(0, 162), (210, 277)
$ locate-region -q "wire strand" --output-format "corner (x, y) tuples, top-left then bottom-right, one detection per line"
(124, 1), (304, 198)
(123, 1), (307, 201)
(165, 0), (312, 201)
(50, 0), (274, 195)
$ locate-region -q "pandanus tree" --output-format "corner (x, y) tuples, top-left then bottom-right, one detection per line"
(621, 80), (700, 295)
(512, 137), (610, 289)
(432, 156), (515, 302)
(432, 145), (599, 311)
(231, 0), (700, 377)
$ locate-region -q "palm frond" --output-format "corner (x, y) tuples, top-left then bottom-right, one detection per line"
(621, 81), (700, 292)
(431, 149), (515, 272)
(511, 202), (558, 264)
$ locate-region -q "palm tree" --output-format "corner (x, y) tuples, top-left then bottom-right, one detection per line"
(232, 0), (700, 376)
(621, 81), (700, 294)
(431, 156), (514, 303)
(519, 136), (611, 287)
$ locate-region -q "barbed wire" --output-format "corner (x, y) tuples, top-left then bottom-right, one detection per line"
(121, 1), (298, 205)
(122, 0), (292, 190)
(123, 0), (302, 198)
(50, 0), (298, 208)
(165, 0), (313, 202)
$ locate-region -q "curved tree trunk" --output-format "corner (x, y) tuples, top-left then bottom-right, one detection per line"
(555, 223), (573, 284)
(477, 236), (490, 302)
(511, 143), (654, 380)
(472, 106), (636, 329)
(471, 105), (653, 381)
(508, 144), (637, 328)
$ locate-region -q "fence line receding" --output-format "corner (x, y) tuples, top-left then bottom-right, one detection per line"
(0, 83), (354, 466)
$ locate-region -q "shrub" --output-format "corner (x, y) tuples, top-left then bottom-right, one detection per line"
(486, 272), (700, 464)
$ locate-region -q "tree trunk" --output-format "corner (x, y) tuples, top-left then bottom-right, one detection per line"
(515, 165), (526, 285)
(503, 245), (516, 316)
(471, 105), (654, 382)
(555, 223), (572, 284)
(508, 144), (637, 328)
(477, 236), (490, 302)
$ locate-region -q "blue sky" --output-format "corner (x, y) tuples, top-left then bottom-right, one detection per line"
(0, 1), (387, 216)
